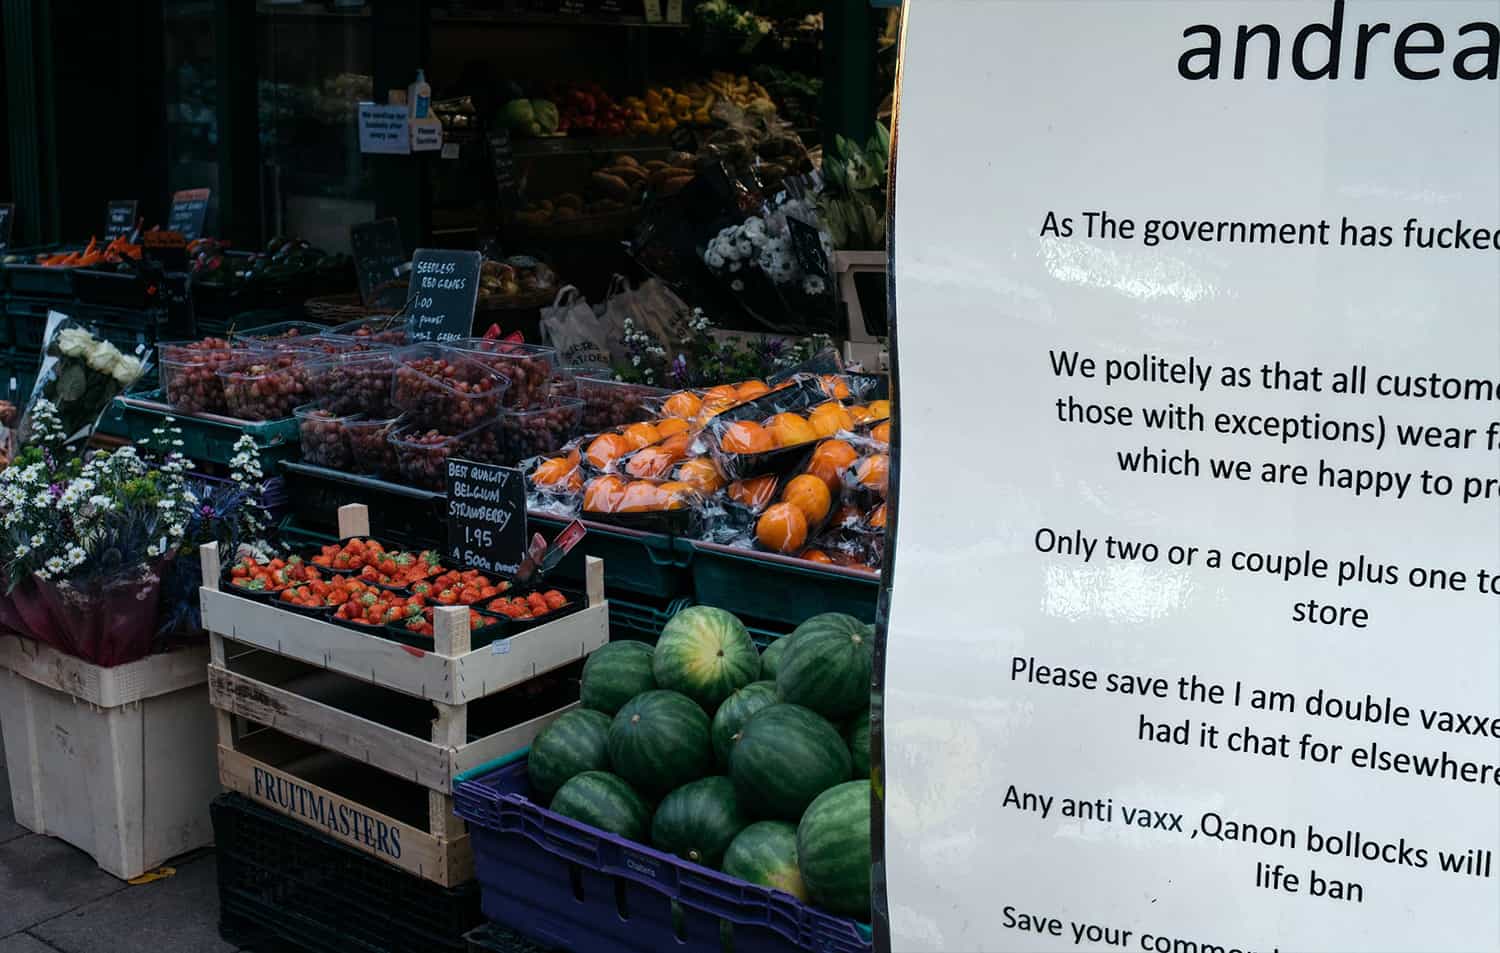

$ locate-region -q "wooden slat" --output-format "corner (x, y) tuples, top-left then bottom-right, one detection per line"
(209, 665), (454, 793)
(453, 603), (608, 702)
(201, 588), (457, 702)
(452, 701), (577, 776)
(217, 745), (472, 886)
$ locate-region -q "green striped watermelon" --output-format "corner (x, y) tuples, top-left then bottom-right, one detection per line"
(846, 708), (871, 780)
(653, 606), (759, 711)
(797, 780), (871, 918)
(580, 641), (657, 715)
(650, 776), (748, 869)
(722, 821), (809, 901)
(758, 635), (793, 680)
(776, 614), (873, 719)
(710, 681), (780, 769)
(528, 708), (612, 798)
(549, 771), (651, 841)
(608, 690), (712, 798)
(728, 703), (851, 821)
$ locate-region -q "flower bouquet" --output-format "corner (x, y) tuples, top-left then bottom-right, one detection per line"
(0, 401), (268, 665)
(15, 318), (147, 451)
(700, 191), (837, 335)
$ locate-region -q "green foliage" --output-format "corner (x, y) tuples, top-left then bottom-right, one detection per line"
(817, 124), (890, 251)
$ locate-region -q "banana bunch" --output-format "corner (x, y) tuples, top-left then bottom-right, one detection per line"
(680, 71), (776, 122)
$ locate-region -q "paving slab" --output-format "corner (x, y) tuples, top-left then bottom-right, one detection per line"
(29, 852), (235, 953)
(0, 934), (57, 953)
(0, 836), (124, 937)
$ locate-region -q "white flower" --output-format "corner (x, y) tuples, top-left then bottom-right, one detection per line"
(158, 498), (176, 510)
(146, 543), (162, 558)
(32, 491), (51, 508)
(704, 249), (725, 269)
(743, 218), (766, 238)
(168, 523), (184, 538)
(111, 355), (145, 385)
(14, 544), (29, 557)
(56, 328), (94, 358)
(44, 557), (66, 575)
(730, 279), (745, 292)
(83, 339), (122, 374)
(631, 355), (641, 367)
(65, 545), (86, 566)
(802, 275), (826, 296)
(734, 238), (754, 258)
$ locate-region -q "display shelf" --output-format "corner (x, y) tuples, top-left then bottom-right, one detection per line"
(112, 390), (302, 467)
(506, 132), (678, 159)
(689, 540), (878, 629)
(200, 503), (608, 884)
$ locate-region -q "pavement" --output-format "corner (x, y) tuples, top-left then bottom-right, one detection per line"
(0, 748), (283, 953)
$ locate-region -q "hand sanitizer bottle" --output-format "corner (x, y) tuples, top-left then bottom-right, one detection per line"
(409, 69), (431, 120)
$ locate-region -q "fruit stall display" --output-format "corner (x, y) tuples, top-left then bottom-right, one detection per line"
(455, 605), (874, 952)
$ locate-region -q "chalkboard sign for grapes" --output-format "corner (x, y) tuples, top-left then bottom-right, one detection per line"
(167, 189), (210, 241)
(486, 128), (521, 211)
(406, 248), (481, 342)
(104, 200), (137, 241)
(0, 204), (13, 252)
(350, 219), (407, 307)
(445, 458), (527, 576)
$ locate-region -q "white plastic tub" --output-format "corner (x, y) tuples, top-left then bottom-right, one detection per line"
(0, 635), (216, 880)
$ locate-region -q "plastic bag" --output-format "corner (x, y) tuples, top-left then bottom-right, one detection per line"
(539, 286), (611, 371)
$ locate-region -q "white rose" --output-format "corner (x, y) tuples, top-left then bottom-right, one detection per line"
(84, 340), (121, 374)
(56, 328), (93, 358)
(111, 355), (144, 386)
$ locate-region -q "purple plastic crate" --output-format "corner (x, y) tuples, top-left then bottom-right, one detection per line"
(454, 756), (872, 953)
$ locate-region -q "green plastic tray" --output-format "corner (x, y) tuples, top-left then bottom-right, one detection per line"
(607, 594), (695, 643)
(528, 513), (695, 601)
(110, 390), (300, 467)
(688, 541), (878, 628)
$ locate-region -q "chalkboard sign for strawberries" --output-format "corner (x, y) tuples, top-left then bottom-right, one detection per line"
(446, 458), (527, 577)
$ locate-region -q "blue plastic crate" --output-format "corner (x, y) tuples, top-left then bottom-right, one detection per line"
(454, 753), (872, 953)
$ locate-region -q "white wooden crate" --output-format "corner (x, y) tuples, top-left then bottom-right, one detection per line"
(199, 503), (608, 885)
(0, 637), (217, 880)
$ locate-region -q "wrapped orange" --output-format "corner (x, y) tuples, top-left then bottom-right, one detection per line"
(808, 402), (854, 438)
(586, 432), (632, 469)
(756, 502), (808, 554)
(765, 412), (817, 448)
(782, 473), (832, 524)
(621, 421), (662, 450)
(677, 458), (725, 495)
(663, 391), (703, 419)
(719, 420), (775, 454)
(583, 475), (629, 513)
(728, 474), (778, 510)
(855, 453), (890, 495)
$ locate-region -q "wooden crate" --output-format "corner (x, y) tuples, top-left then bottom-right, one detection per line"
(200, 504), (609, 885)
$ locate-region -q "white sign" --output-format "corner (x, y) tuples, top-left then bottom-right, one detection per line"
(357, 103), (410, 155)
(883, 2), (1499, 952)
(411, 118), (444, 153)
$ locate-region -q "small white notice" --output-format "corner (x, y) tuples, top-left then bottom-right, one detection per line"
(357, 103), (410, 155)
(411, 118), (444, 153)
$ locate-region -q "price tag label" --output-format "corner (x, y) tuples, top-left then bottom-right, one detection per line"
(406, 248), (481, 342)
(358, 103), (411, 154)
(104, 200), (138, 241)
(349, 218), (407, 307)
(412, 118), (444, 152)
(167, 189), (210, 241)
(0, 204), (13, 252)
(446, 458), (527, 577)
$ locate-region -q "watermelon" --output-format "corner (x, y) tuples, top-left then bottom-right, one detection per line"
(797, 780), (871, 918)
(581, 640), (656, 715)
(776, 613), (873, 719)
(846, 708), (871, 780)
(653, 606), (759, 711)
(729, 703), (851, 821)
(608, 690), (712, 798)
(758, 635), (792, 680)
(528, 708), (612, 798)
(650, 776), (748, 869)
(710, 681), (780, 769)
(549, 771), (651, 841)
(722, 821), (809, 901)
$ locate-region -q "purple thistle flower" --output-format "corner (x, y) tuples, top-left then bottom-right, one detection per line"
(48, 483), (64, 499)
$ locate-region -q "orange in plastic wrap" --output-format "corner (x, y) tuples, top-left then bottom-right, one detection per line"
(856, 454), (890, 494)
(736, 380), (770, 400)
(800, 548), (833, 564)
(655, 417), (690, 438)
(663, 391), (703, 419)
(586, 433), (632, 469)
(583, 475), (628, 513)
(829, 503), (862, 528)
(656, 481), (695, 510)
(820, 375), (852, 400)
(720, 420), (775, 454)
(657, 432), (693, 456)
(809, 439), (859, 492)
(533, 456), (577, 487)
(870, 421), (891, 445)
(867, 399), (891, 419)
(782, 474), (832, 524)
(756, 502), (808, 554)
(846, 405), (874, 425)
(868, 502), (888, 529)
(677, 458), (725, 495)
(622, 422), (662, 450)
(618, 481), (667, 513)
(765, 412), (817, 448)
(625, 447), (677, 479)
(701, 385), (740, 416)
(808, 402), (854, 438)
(728, 474), (778, 509)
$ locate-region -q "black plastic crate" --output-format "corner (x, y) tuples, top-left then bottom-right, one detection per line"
(463, 923), (558, 953)
(212, 792), (483, 953)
